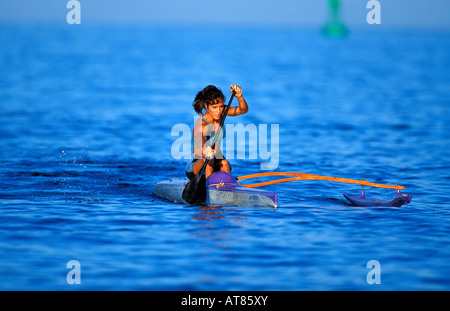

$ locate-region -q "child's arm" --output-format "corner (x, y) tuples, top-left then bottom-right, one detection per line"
(227, 84), (248, 116)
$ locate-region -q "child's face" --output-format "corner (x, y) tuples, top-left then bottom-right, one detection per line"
(206, 99), (225, 121)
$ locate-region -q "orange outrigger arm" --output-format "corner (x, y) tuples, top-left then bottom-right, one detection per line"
(236, 172), (404, 190)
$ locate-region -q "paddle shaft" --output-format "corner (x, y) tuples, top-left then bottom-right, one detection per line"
(198, 91), (235, 172)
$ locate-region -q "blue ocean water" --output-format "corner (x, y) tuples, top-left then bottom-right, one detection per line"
(1, 24), (450, 290)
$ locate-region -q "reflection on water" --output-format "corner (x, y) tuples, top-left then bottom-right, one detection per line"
(191, 206), (249, 246)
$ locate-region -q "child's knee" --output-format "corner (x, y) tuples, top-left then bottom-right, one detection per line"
(220, 159), (231, 172)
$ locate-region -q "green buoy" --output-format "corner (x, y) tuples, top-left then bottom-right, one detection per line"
(322, 0), (348, 38)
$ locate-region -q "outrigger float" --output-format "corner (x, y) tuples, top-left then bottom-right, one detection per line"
(153, 171), (412, 208)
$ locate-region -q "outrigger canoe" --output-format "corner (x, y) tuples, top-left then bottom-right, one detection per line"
(153, 171), (412, 208)
(154, 171), (278, 208)
(159, 88), (412, 208)
(153, 170), (412, 208)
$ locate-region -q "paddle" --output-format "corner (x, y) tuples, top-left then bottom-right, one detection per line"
(182, 90), (236, 205)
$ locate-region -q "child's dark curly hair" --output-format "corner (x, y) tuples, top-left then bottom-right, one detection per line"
(192, 85), (226, 115)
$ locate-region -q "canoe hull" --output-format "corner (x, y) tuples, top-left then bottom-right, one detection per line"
(154, 172), (277, 208)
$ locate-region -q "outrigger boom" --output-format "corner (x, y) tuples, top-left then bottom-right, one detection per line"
(236, 172), (404, 190)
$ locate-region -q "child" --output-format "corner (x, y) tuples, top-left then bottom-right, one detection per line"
(185, 84), (248, 180)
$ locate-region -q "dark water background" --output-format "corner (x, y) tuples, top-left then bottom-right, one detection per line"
(1, 25), (449, 290)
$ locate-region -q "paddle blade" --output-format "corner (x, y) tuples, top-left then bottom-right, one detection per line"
(182, 171), (207, 205)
